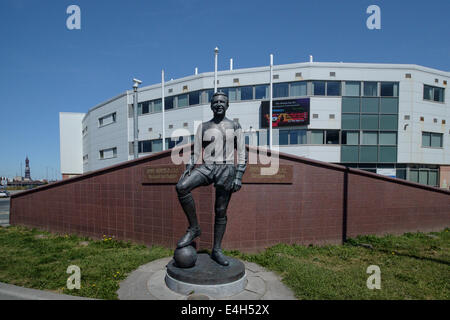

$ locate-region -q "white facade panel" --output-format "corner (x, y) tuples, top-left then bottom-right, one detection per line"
(59, 112), (85, 175)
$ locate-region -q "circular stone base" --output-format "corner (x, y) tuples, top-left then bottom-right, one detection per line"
(165, 253), (247, 298)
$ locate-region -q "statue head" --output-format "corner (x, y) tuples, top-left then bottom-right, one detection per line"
(210, 91), (229, 116)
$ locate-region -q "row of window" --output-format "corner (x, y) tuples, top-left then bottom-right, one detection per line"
(342, 97), (398, 114)
(273, 129), (398, 146)
(341, 146), (397, 163)
(137, 136), (192, 153)
(409, 169), (439, 186)
(134, 129), (398, 153)
(342, 114), (398, 131)
(341, 131), (397, 145)
(136, 81), (400, 116)
(343, 163), (439, 186)
(93, 131), (443, 164)
(139, 130), (397, 163)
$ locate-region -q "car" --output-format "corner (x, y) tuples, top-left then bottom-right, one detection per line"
(0, 190), (10, 198)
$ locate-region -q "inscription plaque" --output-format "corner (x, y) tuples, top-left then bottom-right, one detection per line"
(142, 164), (292, 184)
(142, 165), (185, 184)
(242, 164), (293, 184)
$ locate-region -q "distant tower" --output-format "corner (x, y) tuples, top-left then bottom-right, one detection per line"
(25, 156), (31, 180)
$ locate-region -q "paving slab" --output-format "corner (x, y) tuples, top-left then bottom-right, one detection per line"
(0, 282), (94, 300)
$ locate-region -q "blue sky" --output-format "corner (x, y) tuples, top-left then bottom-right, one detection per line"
(0, 0), (449, 180)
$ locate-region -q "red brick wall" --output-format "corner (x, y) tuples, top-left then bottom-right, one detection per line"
(10, 148), (450, 252)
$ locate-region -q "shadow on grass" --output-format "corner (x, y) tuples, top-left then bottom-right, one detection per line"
(346, 239), (450, 266)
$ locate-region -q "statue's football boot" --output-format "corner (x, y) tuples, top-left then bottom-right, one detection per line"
(177, 226), (201, 248)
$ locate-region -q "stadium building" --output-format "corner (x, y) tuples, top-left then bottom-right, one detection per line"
(59, 60), (450, 188)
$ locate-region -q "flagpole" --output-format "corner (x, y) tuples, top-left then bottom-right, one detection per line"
(269, 54), (273, 150)
(162, 69), (166, 150)
(214, 47), (219, 93)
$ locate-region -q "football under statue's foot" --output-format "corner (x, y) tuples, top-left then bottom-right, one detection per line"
(177, 227), (201, 248)
(211, 249), (229, 266)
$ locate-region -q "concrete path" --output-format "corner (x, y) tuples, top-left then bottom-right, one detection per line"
(0, 282), (93, 300)
(117, 257), (297, 300)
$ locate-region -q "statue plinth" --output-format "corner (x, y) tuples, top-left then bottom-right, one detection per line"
(165, 253), (246, 298)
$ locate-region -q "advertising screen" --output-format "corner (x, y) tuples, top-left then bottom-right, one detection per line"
(261, 98), (310, 128)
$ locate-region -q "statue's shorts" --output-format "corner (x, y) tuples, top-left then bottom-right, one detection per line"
(193, 164), (236, 191)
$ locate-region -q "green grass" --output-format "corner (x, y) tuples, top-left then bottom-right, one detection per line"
(0, 226), (172, 299)
(0, 226), (448, 299)
(227, 228), (450, 300)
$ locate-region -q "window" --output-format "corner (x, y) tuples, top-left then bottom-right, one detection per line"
(152, 139), (163, 152)
(273, 83), (289, 98)
(341, 146), (359, 162)
(380, 98), (398, 113)
(361, 98), (378, 113)
(177, 94), (188, 108)
(362, 132), (378, 145)
(82, 126), (88, 136)
(255, 85), (269, 99)
(165, 96), (174, 110)
(380, 82), (398, 97)
(326, 81), (341, 96)
(203, 89), (214, 103)
(325, 130), (340, 144)
(189, 91), (200, 105)
(345, 81), (360, 96)
(342, 114), (360, 130)
(424, 85), (445, 102)
(228, 88), (238, 101)
(429, 171), (438, 186)
(342, 97), (360, 113)
(153, 99), (162, 112)
(363, 82), (378, 96)
(360, 146), (378, 162)
(379, 146), (397, 162)
(431, 133), (443, 147)
(423, 85), (433, 100)
(279, 130), (289, 145)
(289, 129), (307, 144)
(419, 171), (428, 185)
(240, 86), (253, 100)
(422, 132), (443, 148)
(379, 115), (397, 130)
(361, 114), (379, 130)
(138, 140), (152, 153)
(98, 112), (117, 127)
(312, 81), (326, 96)
(139, 101), (150, 115)
(379, 132), (397, 145)
(83, 154), (88, 163)
(219, 87), (229, 97)
(310, 131), (324, 144)
(99, 147), (117, 159)
(290, 82), (307, 97)
(342, 131), (359, 145)
(409, 170), (419, 183)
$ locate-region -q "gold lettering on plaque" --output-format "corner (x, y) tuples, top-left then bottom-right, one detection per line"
(142, 165), (184, 184)
(242, 165), (293, 184)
